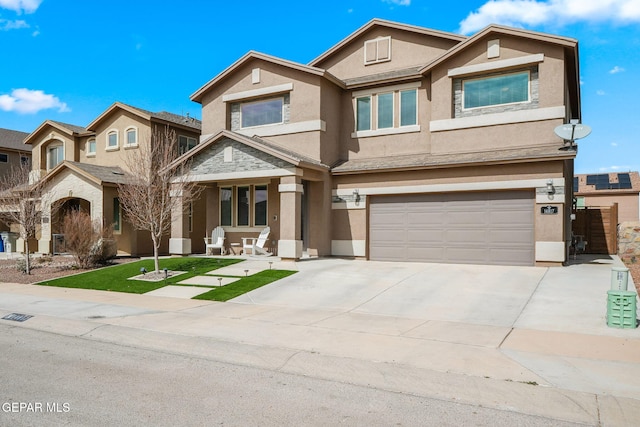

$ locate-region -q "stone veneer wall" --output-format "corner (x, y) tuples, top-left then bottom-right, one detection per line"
(619, 221), (640, 263)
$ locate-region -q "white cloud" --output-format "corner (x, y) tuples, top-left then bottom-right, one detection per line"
(599, 165), (632, 172)
(383, 0), (411, 6)
(0, 88), (70, 114)
(0, 0), (42, 14)
(0, 18), (27, 30)
(597, 89), (606, 95)
(609, 65), (625, 74)
(611, 142), (618, 147)
(459, 0), (640, 34)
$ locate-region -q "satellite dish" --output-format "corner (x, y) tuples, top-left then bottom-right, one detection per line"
(554, 122), (592, 142)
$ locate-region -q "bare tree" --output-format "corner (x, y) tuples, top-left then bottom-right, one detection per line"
(117, 126), (201, 273)
(0, 158), (49, 274)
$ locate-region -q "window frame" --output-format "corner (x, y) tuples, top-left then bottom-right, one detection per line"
(0, 153), (8, 163)
(461, 70), (531, 111)
(240, 97), (284, 129)
(219, 184), (269, 229)
(352, 83), (420, 138)
(113, 197), (121, 234)
(47, 143), (64, 170)
(124, 127), (138, 148)
(106, 129), (119, 151)
(178, 135), (198, 155)
(86, 138), (96, 156)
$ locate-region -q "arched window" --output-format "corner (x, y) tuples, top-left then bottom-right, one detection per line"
(106, 130), (118, 150)
(125, 127), (138, 147)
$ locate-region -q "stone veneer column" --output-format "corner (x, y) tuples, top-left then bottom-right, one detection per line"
(278, 175), (302, 260)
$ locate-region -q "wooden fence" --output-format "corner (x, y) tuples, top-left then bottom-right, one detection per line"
(573, 204), (618, 254)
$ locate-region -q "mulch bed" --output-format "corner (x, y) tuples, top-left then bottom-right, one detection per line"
(0, 255), (138, 284)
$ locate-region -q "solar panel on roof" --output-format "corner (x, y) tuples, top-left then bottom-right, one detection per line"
(618, 173), (632, 189)
(586, 175), (598, 185)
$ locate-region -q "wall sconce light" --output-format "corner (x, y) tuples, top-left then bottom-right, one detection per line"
(353, 189), (360, 203)
(546, 179), (554, 195)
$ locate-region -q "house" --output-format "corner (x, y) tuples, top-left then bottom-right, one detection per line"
(22, 103), (201, 255)
(168, 19), (581, 266)
(574, 172), (640, 222)
(0, 127), (31, 178)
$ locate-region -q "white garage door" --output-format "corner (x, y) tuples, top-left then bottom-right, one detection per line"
(369, 191), (534, 266)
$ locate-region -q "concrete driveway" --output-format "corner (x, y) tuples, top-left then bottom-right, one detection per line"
(232, 255), (638, 338)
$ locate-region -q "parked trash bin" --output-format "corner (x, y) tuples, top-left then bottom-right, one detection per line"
(0, 232), (17, 253)
(607, 290), (637, 329)
(611, 266), (630, 291)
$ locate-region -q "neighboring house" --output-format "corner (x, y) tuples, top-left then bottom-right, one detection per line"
(0, 127), (31, 178)
(22, 103), (201, 255)
(574, 172), (640, 222)
(168, 19), (581, 266)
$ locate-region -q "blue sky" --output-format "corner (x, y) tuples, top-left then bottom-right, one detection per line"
(0, 0), (638, 174)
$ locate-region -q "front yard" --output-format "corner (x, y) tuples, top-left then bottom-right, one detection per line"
(35, 257), (296, 301)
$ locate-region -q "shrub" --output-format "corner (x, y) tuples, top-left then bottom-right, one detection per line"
(62, 210), (115, 268)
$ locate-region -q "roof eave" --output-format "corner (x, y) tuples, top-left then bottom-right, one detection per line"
(86, 102), (152, 131)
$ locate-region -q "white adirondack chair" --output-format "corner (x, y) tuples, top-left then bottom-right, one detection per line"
(241, 226), (272, 256)
(204, 226), (226, 255)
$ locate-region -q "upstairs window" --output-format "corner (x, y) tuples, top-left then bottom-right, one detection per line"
(87, 138), (96, 156)
(364, 36), (391, 65)
(125, 127), (138, 147)
(354, 84), (419, 136)
(463, 71), (530, 110)
(47, 144), (64, 170)
(0, 153), (7, 163)
(179, 135), (197, 154)
(240, 97), (283, 128)
(107, 130), (118, 150)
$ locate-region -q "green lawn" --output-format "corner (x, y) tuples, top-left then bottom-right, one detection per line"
(38, 257), (296, 301)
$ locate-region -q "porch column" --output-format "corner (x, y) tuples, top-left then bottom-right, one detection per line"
(278, 175), (302, 260)
(205, 185), (218, 234)
(37, 202), (52, 254)
(169, 187), (191, 255)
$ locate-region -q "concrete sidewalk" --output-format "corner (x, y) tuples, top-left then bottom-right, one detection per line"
(1, 254), (639, 425)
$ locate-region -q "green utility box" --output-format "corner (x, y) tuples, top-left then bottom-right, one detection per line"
(607, 290), (638, 329)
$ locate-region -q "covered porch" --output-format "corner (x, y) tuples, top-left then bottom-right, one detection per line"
(168, 131), (332, 260)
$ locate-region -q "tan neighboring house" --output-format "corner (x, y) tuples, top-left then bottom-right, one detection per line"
(168, 19), (581, 266)
(23, 103), (201, 255)
(574, 172), (640, 222)
(0, 127), (31, 178)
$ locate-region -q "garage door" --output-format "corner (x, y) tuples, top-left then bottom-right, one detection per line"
(369, 191), (534, 266)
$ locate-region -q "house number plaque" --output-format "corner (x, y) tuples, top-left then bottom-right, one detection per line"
(540, 206), (558, 214)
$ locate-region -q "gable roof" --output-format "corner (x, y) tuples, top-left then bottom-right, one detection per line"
(40, 161), (128, 187)
(0, 128), (30, 151)
(308, 18), (466, 68)
(190, 51), (344, 103)
(419, 24), (578, 75)
(86, 102), (201, 132)
(167, 129), (330, 172)
(24, 120), (90, 145)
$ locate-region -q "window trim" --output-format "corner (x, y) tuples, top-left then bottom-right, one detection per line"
(46, 142), (64, 170)
(106, 129), (119, 151)
(113, 197), (121, 234)
(124, 127), (138, 148)
(220, 184), (269, 229)
(461, 70), (531, 111)
(239, 96), (285, 129)
(86, 138), (96, 156)
(178, 135), (198, 155)
(352, 82), (421, 138)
